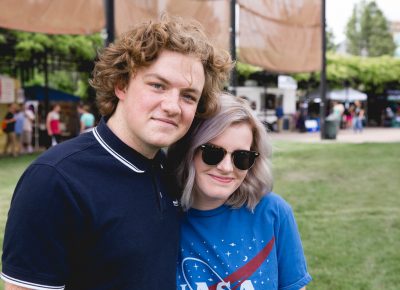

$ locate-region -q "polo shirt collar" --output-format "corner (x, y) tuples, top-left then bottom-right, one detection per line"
(92, 118), (164, 173)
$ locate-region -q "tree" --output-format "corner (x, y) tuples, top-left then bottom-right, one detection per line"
(291, 53), (400, 95)
(326, 27), (336, 52)
(345, 0), (395, 57)
(236, 61), (262, 79)
(346, 6), (362, 55)
(0, 28), (103, 98)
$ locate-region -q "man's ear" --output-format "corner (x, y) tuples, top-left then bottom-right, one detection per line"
(114, 84), (127, 100)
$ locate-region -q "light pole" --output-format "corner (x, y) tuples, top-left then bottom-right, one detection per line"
(320, 0), (327, 139)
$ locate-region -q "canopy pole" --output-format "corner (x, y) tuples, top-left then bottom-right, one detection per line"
(105, 0), (115, 46)
(320, 0), (327, 139)
(43, 49), (49, 114)
(229, 0), (237, 96)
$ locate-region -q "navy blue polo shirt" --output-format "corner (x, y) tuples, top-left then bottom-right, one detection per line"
(1, 118), (180, 289)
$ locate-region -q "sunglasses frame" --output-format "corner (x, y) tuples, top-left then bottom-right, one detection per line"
(199, 143), (259, 170)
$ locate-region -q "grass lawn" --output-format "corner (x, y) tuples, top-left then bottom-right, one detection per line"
(272, 142), (400, 290)
(0, 142), (400, 290)
(0, 153), (40, 290)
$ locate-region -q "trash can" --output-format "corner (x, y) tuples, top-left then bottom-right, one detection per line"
(324, 119), (337, 139)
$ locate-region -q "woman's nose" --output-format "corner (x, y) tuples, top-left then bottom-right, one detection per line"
(216, 153), (234, 172)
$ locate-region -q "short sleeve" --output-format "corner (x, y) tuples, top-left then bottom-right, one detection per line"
(276, 203), (312, 290)
(1, 164), (84, 289)
(27, 110), (35, 121)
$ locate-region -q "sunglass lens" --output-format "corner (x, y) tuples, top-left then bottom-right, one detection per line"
(202, 146), (225, 166)
(233, 151), (256, 170)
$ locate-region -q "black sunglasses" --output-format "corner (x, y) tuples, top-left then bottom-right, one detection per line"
(199, 144), (259, 170)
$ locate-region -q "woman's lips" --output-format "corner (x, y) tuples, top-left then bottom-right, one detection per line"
(209, 174), (233, 183)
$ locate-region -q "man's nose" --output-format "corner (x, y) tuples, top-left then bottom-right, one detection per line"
(161, 90), (181, 115)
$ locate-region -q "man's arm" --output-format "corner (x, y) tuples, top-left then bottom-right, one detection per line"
(5, 282), (30, 290)
(4, 117), (16, 124)
(2, 164), (72, 290)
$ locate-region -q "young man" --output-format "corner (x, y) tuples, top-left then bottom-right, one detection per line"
(1, 15), (232, 290)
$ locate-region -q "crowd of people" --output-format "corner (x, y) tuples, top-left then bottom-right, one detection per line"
(1, 102), (96, 156)
(382, 105), (400, 127)
(291, 100), (367, 134)
(328, 100), (366, 133)
(1, 103), (35, 157)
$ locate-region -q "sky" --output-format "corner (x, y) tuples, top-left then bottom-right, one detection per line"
(326, 0), (400, 44)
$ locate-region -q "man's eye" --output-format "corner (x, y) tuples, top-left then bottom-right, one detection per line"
(151, 83), (163, 90)
(183, 94), (198, 103)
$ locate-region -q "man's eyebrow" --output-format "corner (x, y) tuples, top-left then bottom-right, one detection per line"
(182, 87), (202, 96)
(143, 73), (171, 85)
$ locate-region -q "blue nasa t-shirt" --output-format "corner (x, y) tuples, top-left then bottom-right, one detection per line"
(177, 193), (311, 290)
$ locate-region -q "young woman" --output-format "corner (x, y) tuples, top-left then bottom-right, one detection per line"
(168, 93), (311, 290)
(46, 104), (62, 145)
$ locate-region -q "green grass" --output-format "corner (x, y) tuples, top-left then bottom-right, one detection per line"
(0, 143), (400, 289)
(0, 153), (39, 290)
(273, 142), (400, 290)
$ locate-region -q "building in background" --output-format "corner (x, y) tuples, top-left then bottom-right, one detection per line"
(236, 75), (297, 132)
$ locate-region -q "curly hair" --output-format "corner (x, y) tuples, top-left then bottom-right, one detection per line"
(90, 14), (233, 118)
(167, 93), (273, 211)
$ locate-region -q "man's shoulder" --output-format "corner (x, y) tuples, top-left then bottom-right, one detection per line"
(35, 133), (98, 167)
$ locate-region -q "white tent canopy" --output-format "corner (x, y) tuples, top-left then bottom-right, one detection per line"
(307, 88), (368, 102)
(329, 88), (367, 101)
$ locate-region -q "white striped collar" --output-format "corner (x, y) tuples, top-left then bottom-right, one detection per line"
(92, 126), (145, 173)
(1, 272), (65, 290)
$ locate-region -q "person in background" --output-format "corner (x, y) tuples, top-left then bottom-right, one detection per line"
(385, 106), (395, 127)
(21, 104), (35, 154)
(343, 106), (353, 129)
(1, 14), (232, 290)
(14, 104), (24, 154)
(296, 102), (308, 133)
(77, 103), (95, 133)
(275, 101), (284, 132)
(46, 103), (62, 145)
(168, 93), (312, 290)
(332, 101), (345, 130)
(353, 100), (364, 133)
(2, 103), (18, 157)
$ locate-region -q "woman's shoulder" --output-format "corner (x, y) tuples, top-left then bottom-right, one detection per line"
(256, 192), (294, 217)
(259, 192), (290, 205)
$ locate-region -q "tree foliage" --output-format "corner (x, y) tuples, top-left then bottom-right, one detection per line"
(0, 29), (103, 98)
(345, 0), (395, 57)
(292, 53), (400, 94)
(0, 29), (102, 61)
(236, 61), (262, 79)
